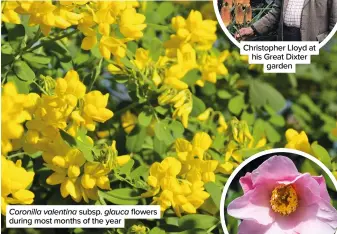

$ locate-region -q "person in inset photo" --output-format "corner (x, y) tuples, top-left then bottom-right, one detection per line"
(220, 0), (337, 42)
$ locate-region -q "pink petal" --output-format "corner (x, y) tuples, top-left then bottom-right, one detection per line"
(316, 200), (337, 229)
(312, 176), (331, 203)
(290, 173), (322, 206)
(294, 216), (336, 234)
(252, 156), (299, 186)
(239, 172), (254, 193)
(275, 203), (319, 230)
(228, 185), (275, 225)
(238, 220), (272, 234)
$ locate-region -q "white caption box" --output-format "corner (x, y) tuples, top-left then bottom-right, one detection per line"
(6, 205), (161, 228)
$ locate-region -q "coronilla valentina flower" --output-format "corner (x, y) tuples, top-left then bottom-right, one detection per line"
(228, 156), (337, 234)
(1, 156), (35, 215)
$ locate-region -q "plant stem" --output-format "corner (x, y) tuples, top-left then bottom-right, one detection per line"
(27, 29), (78, 52)
(114, 100), (147, 116)
(206, 221), (221, 233)
(7, 152), (26, 159)
(89, 58), (103, 91)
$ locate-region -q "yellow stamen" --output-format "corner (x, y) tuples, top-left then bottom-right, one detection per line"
(270, 184), (298, 216)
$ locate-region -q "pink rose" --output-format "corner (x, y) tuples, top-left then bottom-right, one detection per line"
(228, 156), (337, 234)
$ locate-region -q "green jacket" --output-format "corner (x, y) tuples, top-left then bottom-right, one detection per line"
(252, 0), (337, 41)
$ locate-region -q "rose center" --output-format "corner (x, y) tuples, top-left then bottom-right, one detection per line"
(270, 184), (298, 215)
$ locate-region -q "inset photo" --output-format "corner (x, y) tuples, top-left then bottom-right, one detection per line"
(216, 0), (337, 43)
(221, 150), (337, 234)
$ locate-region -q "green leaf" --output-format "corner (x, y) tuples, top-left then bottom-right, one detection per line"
(13, 60), (35, 82)
(217, 90), (232, 99)
(153, 136), (169, 156)
(44, 40), (72, 63)
(191, 95), (206, 116)
(149, 227), (166, 234)
(181, 69), (200, 86)
(178, 214), (218, 230)
(22, 52), (51, 64)
(138, 110), (153, 127)
(130, 165), (149, 180)
(149, 37), (163, 61)
(1, 54), (14, 67)
(264, 121), (281, 143)
(98, 189), (139, 205)
(298, 94), (321, 114)
(76, 129), (94, 162)
(300, 159), (320, 176)
(249, 80), (286, 111)
(7, 72), (30, 94)
(6, 23), (25, 51)
(241, 111), (255, 125)
(228, 95), (245, 115)
(157, 2), (174, 22)
(126, 126), (147, 153)
(204, 182), (221, 209)
(2, 43), (13, 54)
(120, 57), (134, 69)
(118, 159), (135, 176)
(269, 115), (285, 127)
(169, 230), (207, 234)
(60, 129), (77, 147)
(201, 82), (217, 96)
(311, 142), (332, 169)
(154, 121), (174, 145)
(169, 120), (184, 138)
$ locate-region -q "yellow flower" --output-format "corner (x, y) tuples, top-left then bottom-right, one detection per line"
(2, 2), (21, 24)
(197, 51), (229, 87)
(46, 148), (86, 202)
(175, 132), (213, 162)
(285, 129), (312, 154)
(222, 119), (266, 167)
(55, 70), (86, 99)
(142, 157), (209, 216)
(119, 8), (146, 39)
(72, 90), (114, 131)
(217, 114), (228, 133)
(121, 110), (137, 134)
(158, 88), (193, 128)
(165, 10), (217, 54)
(130, 224), (149, 234)
(197, 108), (212, 121)
(132, 48), (151, 71)
(99, 36), (127, 60)
(2, 156), (35, 215)
(2, 83), (36, 155)
(45, 140), (129, 203)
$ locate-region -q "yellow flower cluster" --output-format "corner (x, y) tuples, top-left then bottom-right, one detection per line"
(79, 1), (146, 60)
(45, 141), (130, 203)
(23, 70), (112, 153)
(197, 108), (228, 133)
(1, 83), (38, 155)
(1, 156), (35, 215)
(158, 88), (193, 128)
(163, 10), (229, 88)
(220, 118), (267, 174)
(285, 129), (313, 155)
(2, 1), (83, 35)
(1, 1), (146, 60)
(129, 224), (149, 234)
(13, 70), (118, 202)
(142, 132), (221, 216)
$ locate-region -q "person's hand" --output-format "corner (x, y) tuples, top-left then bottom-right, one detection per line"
(235, 27), (254, 41)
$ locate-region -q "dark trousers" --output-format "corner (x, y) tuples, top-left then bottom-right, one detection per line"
(283, 25), (301, 41)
